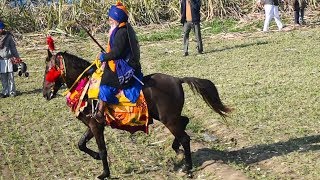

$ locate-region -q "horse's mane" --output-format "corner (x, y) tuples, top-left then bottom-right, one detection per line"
(57, 51), (91, 71)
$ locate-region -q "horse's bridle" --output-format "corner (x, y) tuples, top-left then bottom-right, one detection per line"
(46, 53), (95, 97)
(52, 54), (66, 82)
(45, 54), (67, 98)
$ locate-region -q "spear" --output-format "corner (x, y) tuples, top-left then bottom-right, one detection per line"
(75, 19), (106, 53)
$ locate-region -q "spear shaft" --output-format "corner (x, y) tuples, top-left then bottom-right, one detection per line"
(75, 19), (106, 53)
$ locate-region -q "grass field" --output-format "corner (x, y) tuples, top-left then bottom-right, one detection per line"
(1, 23), (320, 179)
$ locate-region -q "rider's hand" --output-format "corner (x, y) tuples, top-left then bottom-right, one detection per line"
(99, 52), (107, 62)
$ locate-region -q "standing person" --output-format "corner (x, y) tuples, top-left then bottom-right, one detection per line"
(180, 0), (203, 56)
(93, 2), (142, 124)
(0, 20), (19, 98)
(258, 0), (284, 32)
(292, 0), (307, 25)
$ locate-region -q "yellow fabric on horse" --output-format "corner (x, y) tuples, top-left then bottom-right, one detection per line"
(88, 59), (104, 99)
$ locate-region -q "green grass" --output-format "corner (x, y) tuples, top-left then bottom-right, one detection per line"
(1, 25), (320, 179)
(134, 18), (263, 42)
(137, 25), (182, 42)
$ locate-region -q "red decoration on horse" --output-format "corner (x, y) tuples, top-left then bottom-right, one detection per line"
(45, 67), (61, 82)
(46, 35), (55, 51)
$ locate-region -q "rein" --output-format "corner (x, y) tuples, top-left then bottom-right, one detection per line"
(63, 62), (94, 95)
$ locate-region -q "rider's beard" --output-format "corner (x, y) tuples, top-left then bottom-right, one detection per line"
(108, 23), (118, 37)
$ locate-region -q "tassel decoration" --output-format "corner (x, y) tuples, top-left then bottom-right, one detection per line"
(46, 35), (55, 51)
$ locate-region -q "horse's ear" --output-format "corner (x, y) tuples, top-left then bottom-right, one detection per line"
(47, 49), (52, 62)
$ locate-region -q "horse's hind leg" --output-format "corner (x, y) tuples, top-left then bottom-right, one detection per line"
(171, 116), (189, 155)
(78, 128), (101, 160)
(167, 116), (192, 176)
(91, 124), (110, 179)
(172, 138), (182, 154)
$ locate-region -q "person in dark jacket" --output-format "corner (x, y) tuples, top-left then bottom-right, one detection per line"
(181, 0), (203, 56)
(93, 2), (143, 124)
(292, 0), (307, 25)
(0, 20), (20, 98)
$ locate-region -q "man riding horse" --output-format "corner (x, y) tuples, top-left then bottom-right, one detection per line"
(42, 2), (231, 179)
(93, 2), (142, 124)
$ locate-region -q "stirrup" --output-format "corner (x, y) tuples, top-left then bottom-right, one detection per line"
(92, 110), (106, 125)
(86, 108), (102, 118)
(86, 112), (96, 118)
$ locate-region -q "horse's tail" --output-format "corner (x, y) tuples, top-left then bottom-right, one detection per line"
(181, 77), (232, 118)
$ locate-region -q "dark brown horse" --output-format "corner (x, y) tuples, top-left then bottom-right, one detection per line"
(42, 50), (231, 179)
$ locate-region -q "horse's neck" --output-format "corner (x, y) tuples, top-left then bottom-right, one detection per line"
(65, 77), (78, 89)
(64, 58), (88, 89)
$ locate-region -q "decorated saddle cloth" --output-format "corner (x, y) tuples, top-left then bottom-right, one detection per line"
(66, 77), (150, 134)
(66, 78), (90, 115)
(104, 90), (149, 134)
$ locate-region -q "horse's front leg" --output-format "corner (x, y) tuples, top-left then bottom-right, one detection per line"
(91, 124), (110, 179)
(78, 128), (101, 160)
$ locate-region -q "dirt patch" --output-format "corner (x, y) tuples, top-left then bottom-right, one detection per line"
(1, 165), (12, 180)
(150, 121), (249, 179)
(192, 142), (249, 180)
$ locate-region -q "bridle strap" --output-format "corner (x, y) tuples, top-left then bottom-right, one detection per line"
(58, 55), (67, 81)
(62, 60), (96, 96)
(57, 55), (66, 75)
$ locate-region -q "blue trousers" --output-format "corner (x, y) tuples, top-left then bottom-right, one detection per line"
(99, 72), (143, 104)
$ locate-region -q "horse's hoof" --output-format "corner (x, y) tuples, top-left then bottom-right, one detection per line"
(97, 171), (110, 179)
(179, 164), (188, 172)
(178, 165), (193, 178)
(186, 171), (193, 178)
(179, 164), (193, 175)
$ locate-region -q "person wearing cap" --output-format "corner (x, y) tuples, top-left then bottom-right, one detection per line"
(180, 0), (203, 56)
(0, 20), (20, 98)
(93, 2), (142, 124)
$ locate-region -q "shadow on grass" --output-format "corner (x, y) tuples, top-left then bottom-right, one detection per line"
(17, 88), (42, 95)
(309, 19), (320, 26)
(16, 85), (68, 96)
(204, 41), (269, 54)
(192, 134), (320, 170)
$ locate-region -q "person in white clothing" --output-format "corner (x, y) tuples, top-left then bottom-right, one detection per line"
(257, 0), (284, 32)
(0, 20), (20, 98)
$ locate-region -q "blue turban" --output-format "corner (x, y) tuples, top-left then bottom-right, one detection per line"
(108, 5), (128, 23)
(0, 21), (5, 29)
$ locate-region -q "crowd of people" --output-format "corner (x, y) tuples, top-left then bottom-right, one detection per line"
(0, 0), (309, 99)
